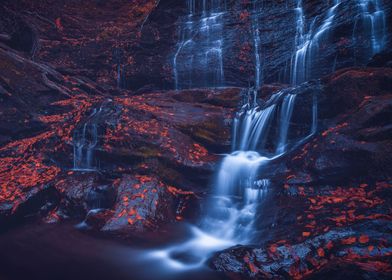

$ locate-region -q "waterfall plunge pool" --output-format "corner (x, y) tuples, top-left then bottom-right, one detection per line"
(0, 222), (230, 280)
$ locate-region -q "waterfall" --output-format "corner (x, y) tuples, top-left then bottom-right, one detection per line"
(73, 104), (105, 171)
(291, 0), (341, 85)
(354, 0), (386, 55)
(201, 90), (304, 244)
(149, 88), (318, 269)
(202, 151), (270, 243)
(291, 0), (387, 85)
(173, 0), (226, 89)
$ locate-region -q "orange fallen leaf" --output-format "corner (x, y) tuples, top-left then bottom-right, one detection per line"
(317, 248), (325, 257)
(269, 244), (278, 253)
(359, 235), (369, 244)
(342, 237), (356, 245)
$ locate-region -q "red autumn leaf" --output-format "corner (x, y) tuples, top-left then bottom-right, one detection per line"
(359, 235), (370, 244)
(269, 244), (278, 254)
(317, 248), (325, 257)
(326, 241), (333, 250)
(342, 237), (356, 245)
(55, 18), (63, 31)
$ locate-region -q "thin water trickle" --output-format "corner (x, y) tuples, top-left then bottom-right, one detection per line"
(251, 0), (262, 90)
(73, 101), (110, 171)
(73, 109), (100, 171)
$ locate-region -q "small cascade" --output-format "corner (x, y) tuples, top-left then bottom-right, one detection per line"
(205, 85), (319, 241)
(149, 88), (318, 269)
(173, 0), (226, 89)
(291, 0), (341, 85)
(202, 90), (301, 244)
(276, 94), (297, 154)
(235, 105), (276, 151)
(354, 0), (386, 56)
(73, 105), (105, 171)
(202, 151), (271, 243)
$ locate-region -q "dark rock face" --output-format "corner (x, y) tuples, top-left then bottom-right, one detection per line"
(1, 0), (160, 87)
(2, 0), (391, 91)
(210, 67), (392, 279)
(368, 50), (392, 68)
(126, 0), (392, 89)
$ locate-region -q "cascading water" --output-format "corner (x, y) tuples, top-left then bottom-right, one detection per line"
(354, 0), (386, 55)
(290, 0), (387, 85)
(276, 94), (297, 154)
(148, 87), (318, 270)
(173, 0), (226, 89)
(291, 0), (341, 85)
(73, 105), (104, 171)
(291, 0), (308, 85)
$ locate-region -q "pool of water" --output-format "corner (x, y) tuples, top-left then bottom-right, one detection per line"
(0, 222), (227, 280)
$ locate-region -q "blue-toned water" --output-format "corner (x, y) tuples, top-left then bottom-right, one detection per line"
(291, 0), (342, 85)
(290, 0), (387, 85)
(354, 0), (387, 55)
